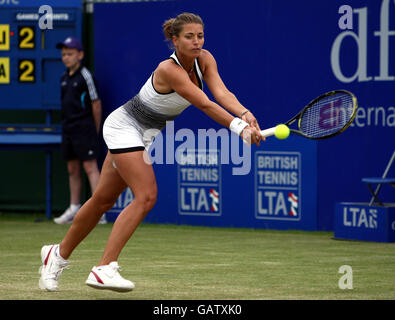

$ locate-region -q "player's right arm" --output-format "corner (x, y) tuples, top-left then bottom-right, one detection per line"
(154, 61), (260, 145)
(156, 60), (233, 127)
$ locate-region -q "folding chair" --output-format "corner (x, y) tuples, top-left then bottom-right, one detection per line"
(362, 150), (395, 206)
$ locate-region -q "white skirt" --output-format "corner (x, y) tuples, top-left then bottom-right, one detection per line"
(103, 105), (159, 153)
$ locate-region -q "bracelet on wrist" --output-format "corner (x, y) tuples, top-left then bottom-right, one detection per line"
(240, 110), (250, 117)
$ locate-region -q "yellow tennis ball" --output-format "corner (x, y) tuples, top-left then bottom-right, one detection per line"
(274, 124), (290, 139)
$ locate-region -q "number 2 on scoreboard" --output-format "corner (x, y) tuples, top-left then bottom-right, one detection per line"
(18, 59), (35, 82)
(18, 26), (35, 49)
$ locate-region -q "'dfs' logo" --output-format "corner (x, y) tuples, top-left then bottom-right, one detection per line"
(331, 0), (395, 83)
(255, 152), (301, 221)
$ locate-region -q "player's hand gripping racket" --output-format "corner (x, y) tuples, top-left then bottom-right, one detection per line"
(260, 90), (358, 140)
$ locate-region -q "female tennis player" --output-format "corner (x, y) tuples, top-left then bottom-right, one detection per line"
(39, 12), (263, 292)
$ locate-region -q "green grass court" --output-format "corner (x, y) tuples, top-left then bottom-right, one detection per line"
(0, 213), (394, 300)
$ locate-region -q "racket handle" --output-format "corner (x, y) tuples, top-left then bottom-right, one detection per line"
(260, 127), (276, 138)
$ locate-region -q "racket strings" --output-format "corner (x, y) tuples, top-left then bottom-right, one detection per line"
(299, 93), (355, 138)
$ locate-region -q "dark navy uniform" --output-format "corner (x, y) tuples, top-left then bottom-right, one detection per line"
(60, 65), (100, 161)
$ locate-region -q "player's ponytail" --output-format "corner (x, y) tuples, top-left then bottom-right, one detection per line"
(162, 18), (175, 41)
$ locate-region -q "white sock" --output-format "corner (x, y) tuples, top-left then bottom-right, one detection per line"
(70, 204), (81, 214)
(55, 245), (68, 263)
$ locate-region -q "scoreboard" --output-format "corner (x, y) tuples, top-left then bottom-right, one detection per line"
(0, 0), (82, 110)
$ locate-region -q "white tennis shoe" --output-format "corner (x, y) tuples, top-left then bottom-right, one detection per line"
(85, 262), (135, 292)
(38, 244), (69, 292)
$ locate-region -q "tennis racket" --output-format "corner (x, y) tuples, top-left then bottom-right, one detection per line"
(260, 90), (358, 140)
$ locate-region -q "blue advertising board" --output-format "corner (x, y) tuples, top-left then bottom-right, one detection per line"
(334, 203), (395, 242)
(255, 151), (302, 222)
(106, 134), (317, 231)
(177, 149), (222, 217)
(95, 0), (395, 231)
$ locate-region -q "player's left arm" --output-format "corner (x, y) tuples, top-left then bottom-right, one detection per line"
(201, 50), (261, 131)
